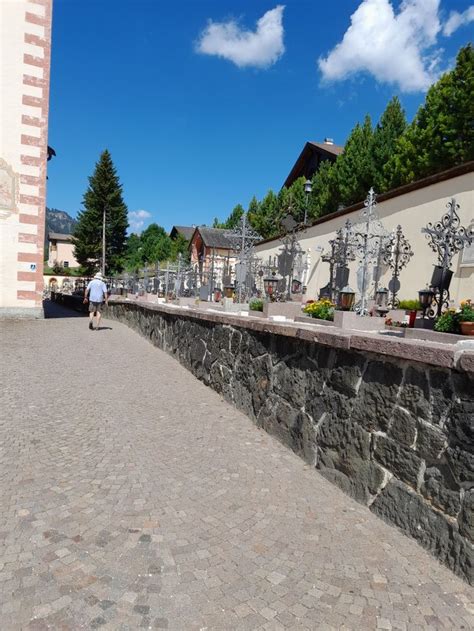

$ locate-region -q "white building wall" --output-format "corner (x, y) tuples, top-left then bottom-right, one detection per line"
(255, 169), (474, 306)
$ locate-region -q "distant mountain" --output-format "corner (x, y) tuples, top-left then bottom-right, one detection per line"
(44, 208), (77, 261)
(46, 207), (77, 236)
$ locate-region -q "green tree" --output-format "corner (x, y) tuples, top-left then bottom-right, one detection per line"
(310, 159), (341, 218)
(170, 233), (189, 262)
(337, 115), (375, 206)
(250, 190), (280, 239)
(372, 96), (407, 192)
(212, 203), (245, 229)
(123, 232), (143, 271)
(72, 150), (128, 274)
(386, 44), (474, 188)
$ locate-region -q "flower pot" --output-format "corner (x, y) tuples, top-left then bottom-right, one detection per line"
(460, 322), (474, 336)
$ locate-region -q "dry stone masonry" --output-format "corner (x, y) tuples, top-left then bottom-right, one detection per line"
(107, 301), (473, 584)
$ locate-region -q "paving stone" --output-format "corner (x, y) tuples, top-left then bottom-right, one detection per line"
(0, 309), (472, 630)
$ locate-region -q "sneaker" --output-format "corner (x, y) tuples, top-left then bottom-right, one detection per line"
(89, 322), (94, 330)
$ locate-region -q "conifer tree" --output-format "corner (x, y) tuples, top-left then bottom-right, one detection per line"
(337, 115), (375, 206)
(73, 150), (128, 275)
(311, 159), (340, 218)
(386, 44), (474, 188)
(372, 96), (407, 192)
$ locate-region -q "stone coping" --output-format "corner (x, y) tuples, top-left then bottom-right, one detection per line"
(109, 298), (474, 373)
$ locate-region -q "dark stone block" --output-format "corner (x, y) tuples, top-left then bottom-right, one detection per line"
(251, 355), (272, 416)
(262, 397), (300, 446)
(416, 420), (447, 462)
(459, 490), (474, 543)
(421, 466), (461, 517)
(374, 434), (423, 489)
(371, 479), (472, 584)
(446, 399), (474, 453)
(317, 455), (385, 504)
(399, 365), (431, 421)
(388, 406), (417, 447)
(446, 446), (474, 489)
(352, 360), (403, 432)
(273, 353), (323, 409)
(328, 350), (366, 398)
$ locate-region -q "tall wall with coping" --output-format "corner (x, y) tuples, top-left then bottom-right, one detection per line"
(0, 0), (53, 317)
(107, 301), (473, 584)
(255, 166), (474, 306)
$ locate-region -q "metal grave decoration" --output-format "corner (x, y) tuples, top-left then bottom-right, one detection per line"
(277, 211), (307, 300)
(321, 219), (356, 303)
(225, 213), (261, 302)
(381, 224), (414, 308)
(351, 188), (389, 315)
(422, 197), (474, 317)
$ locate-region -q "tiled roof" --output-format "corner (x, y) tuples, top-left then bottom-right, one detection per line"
(196, 227), (235, 249)
(170, 226), (195, 240)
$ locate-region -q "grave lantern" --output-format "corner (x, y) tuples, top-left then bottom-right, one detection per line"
(338, 286), (355, 311)
(375, 287), (389, 317)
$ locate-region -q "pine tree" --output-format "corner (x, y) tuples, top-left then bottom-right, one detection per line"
(311, 159), (340, 218)
(337, 115), (375, 205)
(372, 96), (407, 192)
(73, 150), (128, 275)
(386, 44), (474, 188)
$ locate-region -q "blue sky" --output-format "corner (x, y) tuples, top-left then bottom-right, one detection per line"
(46, 0), (473, 232)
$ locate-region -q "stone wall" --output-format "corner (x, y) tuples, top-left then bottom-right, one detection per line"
(107, 301), (473, 584)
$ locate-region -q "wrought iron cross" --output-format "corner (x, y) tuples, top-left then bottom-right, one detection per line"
(382, 225), (413, 308)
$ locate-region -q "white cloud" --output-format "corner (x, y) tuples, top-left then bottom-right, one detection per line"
(443, 6), (474, 36)
(129, 209), (152, 233)
(318, 0), (442, 93)
(196, 5), (285, 68)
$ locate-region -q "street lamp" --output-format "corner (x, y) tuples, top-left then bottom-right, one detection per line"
(304, 179), (312, 225)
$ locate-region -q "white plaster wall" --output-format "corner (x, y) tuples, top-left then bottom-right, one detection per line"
(255, 172), (474, 306)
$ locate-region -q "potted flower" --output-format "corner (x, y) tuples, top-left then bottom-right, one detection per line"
(434, 309), (460, 334)
(459, 300), (474, 335)
(303, 298), (335, 321)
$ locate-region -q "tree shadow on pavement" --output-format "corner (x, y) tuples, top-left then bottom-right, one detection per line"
(43, 300), (87, 319)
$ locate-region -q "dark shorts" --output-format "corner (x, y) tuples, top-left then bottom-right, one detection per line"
(89, 301), (103, 313)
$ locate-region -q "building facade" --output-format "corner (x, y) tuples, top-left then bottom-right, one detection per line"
(189, 227), (237, 294)
(47, 232), (79, 268)
(0, 0), (52, 317)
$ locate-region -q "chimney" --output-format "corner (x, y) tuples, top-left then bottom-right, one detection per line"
(324, 137), (334, 145)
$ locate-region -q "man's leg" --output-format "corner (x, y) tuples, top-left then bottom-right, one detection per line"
(96, 310), (102, 330)
(88, 305), (94, 329)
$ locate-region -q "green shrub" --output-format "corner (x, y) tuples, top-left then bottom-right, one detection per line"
(434, 310), (460, 333)
(459, 299), (474, 322)
(398, 299), (421, 310)
(249, 298), (264, 312)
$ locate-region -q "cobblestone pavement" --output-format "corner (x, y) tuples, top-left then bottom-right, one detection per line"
(1, 305), (473, 630)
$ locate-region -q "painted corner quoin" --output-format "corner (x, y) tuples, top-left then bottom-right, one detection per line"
(0, 0), (52, 317)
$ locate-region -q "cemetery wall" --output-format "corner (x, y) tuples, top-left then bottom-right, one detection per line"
(254, 165), (474, 306)
(107, 300), (474, 584)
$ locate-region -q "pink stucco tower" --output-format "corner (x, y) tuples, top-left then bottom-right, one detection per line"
(0, 0), (53, 317)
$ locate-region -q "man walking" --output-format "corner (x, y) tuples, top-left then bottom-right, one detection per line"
(84, 272), (108, 330)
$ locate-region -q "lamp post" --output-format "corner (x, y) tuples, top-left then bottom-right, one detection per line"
(101, 203), (107, 276)
(304, 179), (312, 225)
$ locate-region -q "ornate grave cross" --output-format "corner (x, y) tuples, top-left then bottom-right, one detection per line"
(225, 212), (261, 302)
(322, 219), (356, 302)
(382, 225), (413, 308)
(351, 188), (389, 315)
(422, 198), (473, 316)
